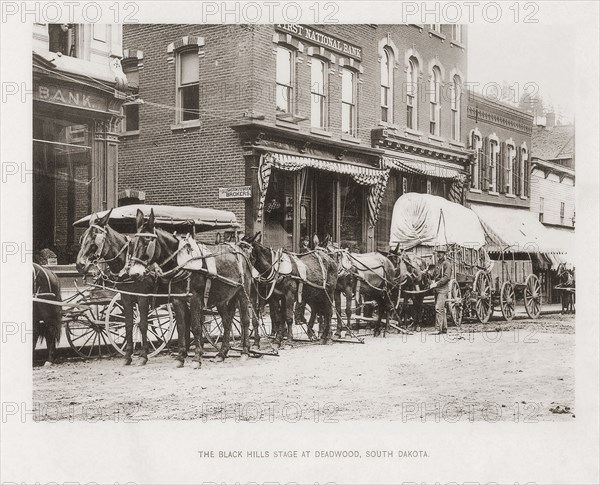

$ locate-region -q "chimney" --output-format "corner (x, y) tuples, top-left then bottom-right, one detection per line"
(546, 112), (556, 128)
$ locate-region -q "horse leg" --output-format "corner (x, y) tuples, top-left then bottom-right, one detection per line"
(137, 296), (150, 365)
(333, 290), (343, 338)
(284, 288), (296, 346)
(321, 295), (334, 345)
(216, 300), (234, 362)
(121, 295), (134, 366)
(189, 295), (204, 369)
(239, 291), (251, 361)
(46, 326), (56, 365)
(173, 293), (192, 368)
(250, 294), (261, 350)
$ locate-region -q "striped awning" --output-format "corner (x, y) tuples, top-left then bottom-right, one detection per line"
(258, 152), (389, 226)
(383, 156), (466, 179)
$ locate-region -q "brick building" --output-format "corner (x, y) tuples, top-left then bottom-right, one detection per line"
(33, 23), (127, 263)
(119, 24), (471, 251)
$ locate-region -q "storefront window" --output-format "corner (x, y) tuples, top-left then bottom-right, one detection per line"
(263, 169), (294, 250)
(33, 116), (92, 263)
(339, 176), (364, 252)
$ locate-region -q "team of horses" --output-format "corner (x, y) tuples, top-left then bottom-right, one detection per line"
(33, 208), (572, 367)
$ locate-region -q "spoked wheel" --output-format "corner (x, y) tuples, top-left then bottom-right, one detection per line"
(473, 270), (493, 323)
(64, 295), (116, 359)
(446, 279), (463, 326)
(524, 274), (542, 319)
(104, 294), (175, 357)
(500, 281), (516, 321)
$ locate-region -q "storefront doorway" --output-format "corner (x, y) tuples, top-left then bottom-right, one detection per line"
(263, 168), (366, 251)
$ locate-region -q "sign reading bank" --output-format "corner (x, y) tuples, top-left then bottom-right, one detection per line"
(34, 82), (113, 113)
(276, 24), (362, 61)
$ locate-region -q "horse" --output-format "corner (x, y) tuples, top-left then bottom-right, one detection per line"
(386, 250), (432, 328)
(556, 263), (575, 314)
(32, 263), (62, 365)
(248, 239), (338, 346)
(317, 236), (397, 337)
(127, 209), (254, 368)
(239, 232), (283, 345)
(75, 209), (191, 366)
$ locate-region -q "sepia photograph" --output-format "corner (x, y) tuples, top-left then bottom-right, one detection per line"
(1, 1), (599, 484)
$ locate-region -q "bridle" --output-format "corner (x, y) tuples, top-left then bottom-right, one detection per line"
(128, 230), (158, 267)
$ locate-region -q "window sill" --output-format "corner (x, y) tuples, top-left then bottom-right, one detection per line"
(120, 130), (140, 137)
(404, 128), (423, 138)
(310, 127), (332, 137)
(488, 191), (499, 196)
(450, 41), (466, 49)
(469, 188), (482, 194)
(275, 119), (301, 131)
(429, 30), (446, 41)
(505, 193), (516, 198)
(520, 195), (528, 200)
(341, 133), (361, 144)
(410, 24), (424, 31)
(276, 112), (307, 124)
(379, 121), (401, 131)
(171, 120), (201, 132)
(449, 140), (465, 148)
(428, 134), (445, 143)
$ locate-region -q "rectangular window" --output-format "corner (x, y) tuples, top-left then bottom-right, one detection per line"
(310, 58), (327, 129)
(560, 202), (565, 223)
(276, 46), (294, 113)
(122, 65), (139, 132)
(406, 97), (414, 129)
(490, 141), (498, 191)
(452, 25), (462, 43)
(429, 102), (438, 135)
(341, 68), (357, 137)
(426, 179), (432, 194)
(48, 24), (77, 57)
(507, 146), (515, 194)
(539, 197), (544, 222)
(177, 50), (199, 122)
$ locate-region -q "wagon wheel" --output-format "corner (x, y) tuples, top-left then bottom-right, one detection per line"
(524, 274), (542, 319)
(446, 279), (463, 326)
(201, 308), (243, 351)
(500, 281), (516, 321)
(104, 293), (175, 357)
(473, 270), (493, 323)
(64, 294), (116, 359)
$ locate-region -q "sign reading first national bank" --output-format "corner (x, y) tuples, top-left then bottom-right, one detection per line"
(275, 24), (362, 61)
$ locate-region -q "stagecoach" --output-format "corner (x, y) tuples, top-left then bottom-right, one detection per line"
(64, 204), (241, 359)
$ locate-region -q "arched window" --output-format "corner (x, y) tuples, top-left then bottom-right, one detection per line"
(380, 48), (393, 123)
(406, 57), (418, 129)
(506, 140), (516, 195)
(276, 45), (295, 113)
(429, 66), (441, 136)
(451, 75), (461, 141)
(470, 129), (482, 189)
(489, 134), (500, 192)
(310, 57), (327, 129)
(341, 68), (357, 137)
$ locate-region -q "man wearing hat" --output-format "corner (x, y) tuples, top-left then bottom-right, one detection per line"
(430, 247), (452, 334)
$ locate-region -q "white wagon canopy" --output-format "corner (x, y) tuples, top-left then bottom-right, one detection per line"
(389, 193), (486, 250)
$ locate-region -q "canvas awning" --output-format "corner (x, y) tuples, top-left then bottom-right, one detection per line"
(470, 204), (571, 259)
(74, 204), (239, 232)
(258, 152), (389, 226)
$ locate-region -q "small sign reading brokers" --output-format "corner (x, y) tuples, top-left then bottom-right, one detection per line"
(275, 24), (362, 61)
(219, 186), (252, 199)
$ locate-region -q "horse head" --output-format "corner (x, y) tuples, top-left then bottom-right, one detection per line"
(76, 208), (124, 275)
(127, 208), (173, 279)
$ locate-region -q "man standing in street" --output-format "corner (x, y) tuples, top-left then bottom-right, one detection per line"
(430, 248), (452, 334)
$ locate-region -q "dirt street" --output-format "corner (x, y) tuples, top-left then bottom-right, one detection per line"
(33, 314), (575, 422)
